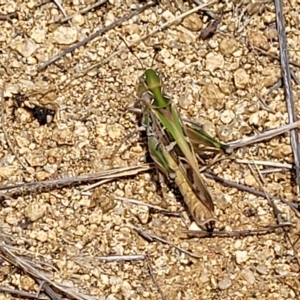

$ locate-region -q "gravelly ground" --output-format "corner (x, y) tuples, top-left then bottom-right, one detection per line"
(0, 0), (300, 299)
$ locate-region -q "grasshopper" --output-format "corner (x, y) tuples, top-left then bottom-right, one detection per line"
(119, 39), (228, 230)
(142, 93), (216, 231)
(137, 69), (219, 231)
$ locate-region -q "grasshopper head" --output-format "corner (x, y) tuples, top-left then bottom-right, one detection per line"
(144, 69), (161, 90)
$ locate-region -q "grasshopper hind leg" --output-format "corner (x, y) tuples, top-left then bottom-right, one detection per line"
(205, 220), (215, 234)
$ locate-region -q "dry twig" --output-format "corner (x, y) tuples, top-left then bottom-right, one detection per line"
(184, 223), (292, 238)
(236, 159), (293, 170)
(0, 286), (48, 300)
(275, 0), (300, 192)
(0, 164), (151, 195)
(133, 226), (201, 259)
(146, 257), (168, 300)
(115, 196), (181, 217)
(260, 168), (289, 174)
(0, 12), (18, 21)
(58, 0), (108, 24)
(228, 120), (300, 149)
(0, 242), (97, 300)
(52, 0), (72, 27)
(254, 46), (300, 68)
(203, 171), (300, 215)
(248, 160), (283, 223)
(37, 2), (156, 71)
(68, 0), (218, 82)
(76, 254), (145, 262)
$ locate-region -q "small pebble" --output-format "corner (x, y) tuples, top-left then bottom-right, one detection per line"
(234, 68), (249, 89)
(234, 240), (242, 249)
(25, 201), (47, 222)
(36, 230), (48, 242)
(219, 38), (240, 56)
(235, 250), (248, 264)
(50, 26), (78, 45)
(205, 53), (224, 74)
(256, 265), (269, 275)
(72, 13), (85, 26)
(220, 110), (235, 124)
(240, 268), (255, 284)
(218, 277), (232, 290)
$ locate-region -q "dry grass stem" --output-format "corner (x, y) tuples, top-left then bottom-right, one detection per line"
(52, 0), (72, 26)
(184, 223), (293, 238)
(76, 254), (145, 262)
(115, 196), (180, 216)
(0, 164), (151, 195)
(0, 286), (49, 300)
(0, 242), (97, 300)
(275, 0), (300, 192)
(58, 0), (108, 24)
(37, 2), (156, 71)
(204, 171), (300, 214)
(228, 120), (300, 149)
(236, 159), (293, 169)
(75, 0), (218, 79)
(146, 257), (168, 300)
(133, 226), (201, 259)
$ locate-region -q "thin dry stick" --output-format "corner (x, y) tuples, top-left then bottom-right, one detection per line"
(37, 2), (156, 71)
(254, 46), (300, 68)
(236, 159), (293, 169)
(35, 279), (60, 300)
(115, 196), (181, 216)
(53, 0), (68, 18)
(267, 71), (299, 95)
(133, 226), (201, 259)
(250, 160), (266, 186)
(0, 243), (97, 300)
(277, 277), (299, 297)
(248, 162), (283, 223)
(291, 69), (300, 86)
(253, 158), (300, 269)
(184, 223), (292, 238)
(59, 0), (108, 24)
(183, 118), (300, 151)
(0, 286), (48, 300)
(80, 178), (113, 192)
(0, 12), (18, 20)
(94, 254), (145, 262)
(0, 164), (151, 194)
(228, 120), (300, 149)
(203, 171), (300, 215)
(284, 229), (300, 268)
(146, 257), (168, 300)
(1, 84), (29, 172)
(70, 0), (218, 80)
(261, 168), (289, 174)
(35, 281), (45, 300)
(192, 0), (217, 18)
(52, 0), (72, 27)
(275, 0), (300, 192)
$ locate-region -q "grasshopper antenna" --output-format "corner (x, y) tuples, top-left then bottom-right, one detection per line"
(118, 34), (144, 69)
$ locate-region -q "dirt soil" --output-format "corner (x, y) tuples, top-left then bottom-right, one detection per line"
(0, 0), (300, 299)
